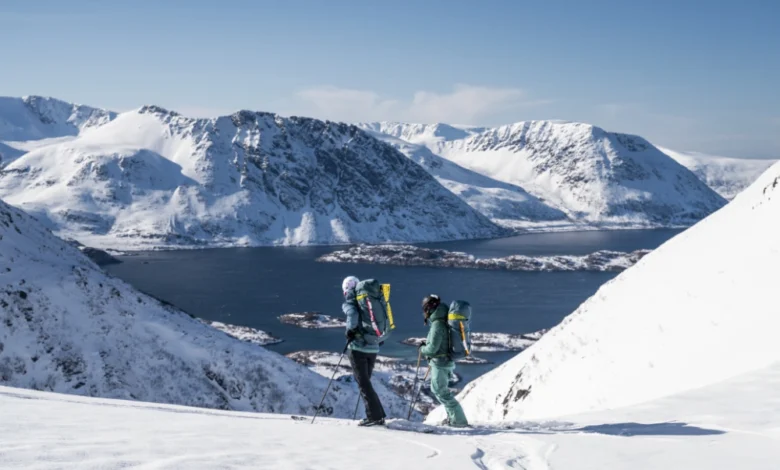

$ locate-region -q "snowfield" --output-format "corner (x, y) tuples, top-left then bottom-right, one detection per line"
(3, 360), (780, 469)
(0, 97), (503, 250)
(430, 161), (780, 424)
(364, 120), (727, 229)
(0, 196), (412, 418)
(660, 146), (777, 200)
(319, 244), (650, 272)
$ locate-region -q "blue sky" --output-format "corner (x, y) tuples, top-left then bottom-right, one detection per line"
(1, 0), (778, 157)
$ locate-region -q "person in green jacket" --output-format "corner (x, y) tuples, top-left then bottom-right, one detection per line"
(418, 294), (469, 427)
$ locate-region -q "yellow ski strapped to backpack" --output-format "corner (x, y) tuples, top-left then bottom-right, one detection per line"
(381, 283), (396, 330)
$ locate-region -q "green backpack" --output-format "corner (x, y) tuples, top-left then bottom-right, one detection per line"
(354, 279), (396, 344)
(447, 300), (473, 359)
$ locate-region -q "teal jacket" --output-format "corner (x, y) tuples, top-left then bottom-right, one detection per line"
(419, 304), (453, 367)
(342, 290), (379, 354)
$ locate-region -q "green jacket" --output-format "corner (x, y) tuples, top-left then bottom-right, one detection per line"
(419, 304), (453, 367)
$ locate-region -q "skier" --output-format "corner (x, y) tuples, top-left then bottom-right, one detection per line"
(419, 294), (469, 427)
(342, 276), (387, 427)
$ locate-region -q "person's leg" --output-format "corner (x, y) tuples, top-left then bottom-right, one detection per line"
(365, 353), (386, 418)
(430, 364), (468, 427)
(349, 350), (384, 421)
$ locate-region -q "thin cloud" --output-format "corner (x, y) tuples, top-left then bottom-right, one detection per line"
(293, 84), (549, 124)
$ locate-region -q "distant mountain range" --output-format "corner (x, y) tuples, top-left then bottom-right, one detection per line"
(0, 95), (769, 250)
(0, 96), (503, 250)
(361, 121), (728, 229)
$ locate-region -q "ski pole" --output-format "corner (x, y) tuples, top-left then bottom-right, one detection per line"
(353, 395), (362, 420)
(407, 349), (423, 420)
(312, 341), (351, 424)
(408, 365), (431, 420)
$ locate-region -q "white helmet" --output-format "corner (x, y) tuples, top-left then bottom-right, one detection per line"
(342, 276), (359, 295)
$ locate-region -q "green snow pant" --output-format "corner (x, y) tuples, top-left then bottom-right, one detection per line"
(430, 363), (468, 427)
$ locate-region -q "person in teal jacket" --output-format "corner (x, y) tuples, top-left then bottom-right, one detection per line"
(418, 294), (469, 427)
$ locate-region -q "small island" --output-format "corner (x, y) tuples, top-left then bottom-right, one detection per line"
(318, 244), (651, 272)
(278, 312), (346, 329)
(207, 321), (283, 346)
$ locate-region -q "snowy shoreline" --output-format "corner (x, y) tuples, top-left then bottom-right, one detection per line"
(319, 245), (651, 272)
(206, 321), (283, 346)
(278, 313), (345, 329)
(402, 330), (547, 354)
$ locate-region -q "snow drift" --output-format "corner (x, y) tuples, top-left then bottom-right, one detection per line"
(0, 197), (411, 417)
(366, 120), (727, 228)
(0, 99), (503, 250)
(429, 161), (780, 423)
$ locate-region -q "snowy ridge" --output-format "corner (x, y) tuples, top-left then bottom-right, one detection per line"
(429, 161), (780, 423)
(0, 99), (504, 250)
(660, 146), (777, 200)
(0, 96), (114, 154)
(0, 197), (412, 417)
(365, 120), (727, 228)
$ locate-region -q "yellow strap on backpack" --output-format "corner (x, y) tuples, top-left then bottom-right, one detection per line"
(380, 284), (396, 330)
(448, 313), (468, 321)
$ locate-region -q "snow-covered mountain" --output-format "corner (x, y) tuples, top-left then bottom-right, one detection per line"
(660, 146), (777, 200)
(359, 127), (568, 229)
(0, 98), (504, 250)
(429, 161), (780, 423)
(364, 120), (727, 228)
(0, 196), (412, 417)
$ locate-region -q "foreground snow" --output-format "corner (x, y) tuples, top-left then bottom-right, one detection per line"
(319, 244), (650, 272)
(661, 146), (777, 200)
(3, 361), (780, 469)
(435, 161), (780, 424)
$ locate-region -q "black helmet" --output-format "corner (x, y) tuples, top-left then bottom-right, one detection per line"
(422, 294), (441, 317)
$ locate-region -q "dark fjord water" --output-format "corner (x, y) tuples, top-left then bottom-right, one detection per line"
(105, 229), (682, 383)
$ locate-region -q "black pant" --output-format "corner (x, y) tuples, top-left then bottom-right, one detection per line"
(349, 349), (386, 421)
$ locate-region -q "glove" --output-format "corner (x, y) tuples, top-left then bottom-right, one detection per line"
(378, 341), (384, 346)
(418, 340), (427, 348)
(345, 328), (357, 341)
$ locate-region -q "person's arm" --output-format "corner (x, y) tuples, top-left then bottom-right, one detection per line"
(419, 323), (442, 358)
(342, 296), (359, 333)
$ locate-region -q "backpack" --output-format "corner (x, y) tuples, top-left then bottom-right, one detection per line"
(447, 300), (472, 359)
(354, 279), (396, 344)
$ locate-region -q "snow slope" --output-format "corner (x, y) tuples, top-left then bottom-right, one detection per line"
(361, 128), (569, 230)
(3, 360), (780, 469)
(0, 197), (411, 417)
(367, 120), (727, 228)
(0, 101), (504, 250)
(660, 146), (777, 200)
(431, 161), (780, 423)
